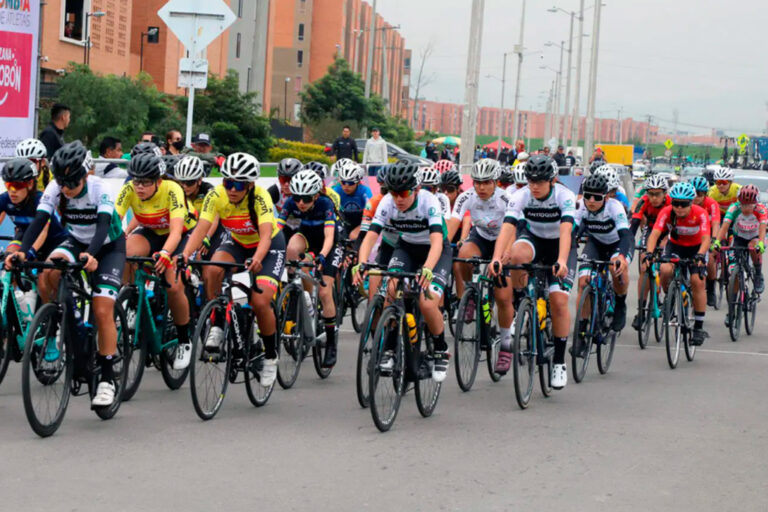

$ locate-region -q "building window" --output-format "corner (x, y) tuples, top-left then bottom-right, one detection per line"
(298, 23), (304, 41)
(246, 67), (252, 92)
(403, 57), (411, 70)
(297, 50), (303, 68)
(236, 33), (241, 58)
(62, 0), (89, 42)
(238, 0), (244, 17)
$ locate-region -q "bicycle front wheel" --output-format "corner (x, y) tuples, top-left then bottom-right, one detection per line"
(454, 288), (480, 392)
(597, 330), (617, 374)
(0, 319), (11, 387)
(652, 281), (663, 343)
(276, 284), (304, 389)
(571, 285), (594, 383)
(244, 329), (274, 407)
(369, 308), (405, 432)
(22, 303), (72, 438)
(189, 299), (232, 420)
(714, 257), (725, 310)
(415, 331), (441, 417)
(116, 286), (146, 401)
(727, 273), (742, 342)
(664, 286), (681, 369)
(92, 302), (130, 420)
(356, 295), (383, 408)
(637, 276), (650, 350)
(159, 311), (190, 390)
(744, 274), (756, 336)
(512, 298), (535, 409)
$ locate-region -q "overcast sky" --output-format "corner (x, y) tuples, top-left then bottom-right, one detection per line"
(375, 0), (767, 135)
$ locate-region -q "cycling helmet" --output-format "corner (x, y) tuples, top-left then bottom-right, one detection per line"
(277, 157), (303, 177)
(161, 155), (181, 178)
(738, 184), (759, 204)
(516, 151), (529, 161)
(419, 166), (441, 186)
(498, 166), (515, 185)
(688, 176), (709, 193)
(376, 165), (389, 185)
(513, 163), (528, 184)
(588, 160), (605, 175)
(128, 153), (164, 180)
(713, 166), (734, 181)
(524, 155), (556, 181)
(15, 138), (47, 160)
(50, 141), (88, 182)
(175, 155), (205, 181)
(131, 141), (162, 158)
(669, 182), (696, 201)
(338, 161), (365, 183)
(331, 158), (356, 179)
(385, 160), (420, 192)
(595, 165), (619, 190)
(644, 174), (669, 191)
(441, 169), (462, 187)
(289, 169), (323, 196)
(2, 158), (37, 182)
(434, 159), (456, 173)
(220, 152), (260, 182)
(304, 161), (330, 180)
(471, 158), (500, 181)
(581, 173), (609, 195)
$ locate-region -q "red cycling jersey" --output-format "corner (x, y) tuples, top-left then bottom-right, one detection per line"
(653, 204), (710, 247)
(632, 194), (671, 225)
(698, 195), (720, 227)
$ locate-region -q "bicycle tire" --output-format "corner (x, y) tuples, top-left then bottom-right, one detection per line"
(369, 308), (405, 432)
(415, 323), (442, 417)
(244, 326), (274, 407)
(158, 307), (190, 390)
(275, 283), (304, 389)
(571, 285), (594, 383)
(189, 298), (232, 420)
(312, 288), (335, 379)
(637, 276), (650, 349)
(512, 298), (535, 409)
(351, 292), (367, 334)
(714, 257), (725, 310)
(744, 273), (756, 336)
(597, 330), (617, 374)
(93, 302), (130, 420)
(0, 320), (11, 387)
(356, 295), (383, 408)
(652, 281), (663, 343)
(445, 274), (458, 337)
(486, 330), (502, 383)
(453, 288), (481, 392)
(539, 357), (553, 397)
(22, 303), (71, 438)
(727, 272), (742, 342)
(116, 286), (146, 401)
(682, 286), (696, 362)
(664, 286), (681, 369)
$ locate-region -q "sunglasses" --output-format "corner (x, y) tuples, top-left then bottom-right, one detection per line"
(294, 194), (315, 204)
(177, 180), (199, 187)
(223, 179), (248, 191)
(5, 180), (33, 191)
(341, 180), (358, 187)
(716, 180), (731, 186)
(671, 200), (691, 208)
(583, 192), (605, 202)
(389, 189), (414, 199)
(278, 176), (292, 185)
(647, 190), (665, 197)
(133, 178), (157, 188)
(54, 175), (83, 189)
(441, 185), (458, 194)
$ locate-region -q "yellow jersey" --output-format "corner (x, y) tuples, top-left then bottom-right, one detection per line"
(200, 184), (279, 248)
(325, 186), (341, 211)
(708, 183), (741, 215)
(116, 179), (196, 234)
(36, 167), (52, 193)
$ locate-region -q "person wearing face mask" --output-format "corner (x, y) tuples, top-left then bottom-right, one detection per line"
(166, 130), (185, 155)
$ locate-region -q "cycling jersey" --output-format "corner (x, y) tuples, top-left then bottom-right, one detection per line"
(653, 204), (710, 247)
(116, 180), (196, 234)
(614, 189), (630, 210)
(708, 182), (741, 214)
(632, 194), (671, 226)
(370, 189), (446, 245)
(278, 194), (337, 233)
(200, 184), (279, 249)
(574, 198), (631, 248)
(698, 195), (720, 225)
(361, 193), (398, 246)
(435, 192), (451, 216)
(505, 183), (577, 239)
(0, 191), (66, 244)
(451, 187), (509, 240)
(723, 202), (768, 240)
(190, 181), (215, 214)
(332, 182), (372, 228)
(38, 177), (123, 245)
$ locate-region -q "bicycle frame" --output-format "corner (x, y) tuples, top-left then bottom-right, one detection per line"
(512, 264), (555, 366)
(0, 268), (34, 353)
(130, 263), (177, 355)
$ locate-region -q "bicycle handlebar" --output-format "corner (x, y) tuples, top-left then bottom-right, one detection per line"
(185, 259), (263, 294)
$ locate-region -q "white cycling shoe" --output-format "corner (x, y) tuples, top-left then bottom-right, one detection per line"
(551, 363), (567, 389)
(260, 358), (278, 388)
(173, 343), (192, 370)
(91, 381), (115, 407)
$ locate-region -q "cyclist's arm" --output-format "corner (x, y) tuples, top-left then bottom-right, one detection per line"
(759, 222), (766, 243)
(85, 213), (114, 255)
(629, 217), (642, 237)
(493, 220), (517, 261)
(125, 216), (139, 235)
(445, 217), (461, 241)
(252, 222), (273, 263)
(0, 212), (6, 226)
(646, 228), (662, 254)
(618, 227), (634, 260)
(206, 215), (220, 240)
(460, 214), (472, 240)
(184, 218), (212, 257)
(160, 217), (184, 254)
(698, 232), (711, 256)
(358, 228), (379, 264)
(320, 225), (334, 258)
(715, 218), (731, 242)
(556, 221), (573, 266)
(423, 232), (443, 271)
(31, 221), (50, 252)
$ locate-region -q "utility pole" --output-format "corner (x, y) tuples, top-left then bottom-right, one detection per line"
(380, 26), (389, 107)
(496, 52), (509, 152)
(673, 108), (679, 143)
(583, 0), (602, 158)
(563, 15), (574, 147)
(511, 0), (526, 142)
(617, 107), (623, 144)
(570, 0), (585, 149)
(460, 0), (485, 173)
(364, 0), (376, 100)
(544, 83), (553, 143)
(555, 40), (564, 144)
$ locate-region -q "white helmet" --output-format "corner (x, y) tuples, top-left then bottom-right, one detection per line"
(596, 164), (619, 190)
(175, 155), (205, 181)
(290, 169), (323, 195)
(337, 161), (364, 183)
(331, 158), (356, 178)
(471, 158), (500, 181)
(713, 166), (733, 181)
(513, 163), (527, 184)
(517, 151), (529, 161)
(220, 152), (260, 182)
(15, 138), (47, 160)
(419, 166), (440, 186)
(644, 173), (669, 191)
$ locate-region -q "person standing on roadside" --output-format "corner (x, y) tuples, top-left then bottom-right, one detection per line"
(425, 140), (437, 162)
(165, 130), (184, 155)
(39, 103), (70, 158)
(565, 149), (577, 167)
(363, 127), (388, 176)
(498, 146), (510, 165)
(96, 136), (127, 179)
(553, 145), (567, 173)
(332, 125), (359, 162)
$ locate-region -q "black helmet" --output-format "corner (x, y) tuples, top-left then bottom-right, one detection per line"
(581, 173), (609, 195)
(2, 158), (36, 182)
(440, 169), (462, 187)
(498, 166), (515, 185)
(50, 141), (88, 183)
(525, 155), (556, 182)
(376, 165), (389, 185)
(588, 159), (605, 175)
(385, 160), (420, 192)
(277, 157), (303, 177)
(131, 141), (162, 158)
(303, 160), (329, 180)
(161, 154), (180, 178)
(128, 153), (163, 180)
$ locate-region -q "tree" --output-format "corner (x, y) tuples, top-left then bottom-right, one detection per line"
(300, 57), (369, 126)
(410, 41), (435, 129)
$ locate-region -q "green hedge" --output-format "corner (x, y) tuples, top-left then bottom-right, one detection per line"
(275, 139), (327, 155)
(267, 147), (333, 165)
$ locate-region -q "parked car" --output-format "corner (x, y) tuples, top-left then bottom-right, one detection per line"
(323, 139), (431, 166)
(734, 170), (768, 204)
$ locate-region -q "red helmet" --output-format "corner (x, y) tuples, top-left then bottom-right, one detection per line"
(738, 184), (759, 204)
(434, 159), (456, 173)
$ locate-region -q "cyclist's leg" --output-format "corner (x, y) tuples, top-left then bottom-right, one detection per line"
(455, 231), (483, 299)
(250, 232), (286, 382)
(419, 242), (452, 381)
(659, 242), (678, 292)
(685, 244), (708, 342)
(548, 244), (576, 362)
(369, 241), (393, 301)
(576, 239), (600, 321)
(319, 240), (343, 367)
(39, 237), (82, 303)
(609, 245), (630, 331)
(123, 228), (153, 284)
(348, 224), (361, 241)
(204, 236), (238, 301)
(91, 238), (125, 380)
(509, 230), (536, 312)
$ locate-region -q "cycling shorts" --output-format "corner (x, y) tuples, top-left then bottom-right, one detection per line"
(375, 241), (395, 266)
(50, 236), (126, 300)
(285, 230), (343, 279)
(130, 226), (188, 257)
(663, 241), (707, 264)
(388, 240), (452, 297)
(464, 227), (496, 260)
(514, 227), (576, 294)
(578, 239), (626, 278)
(217, 231), (286, 292)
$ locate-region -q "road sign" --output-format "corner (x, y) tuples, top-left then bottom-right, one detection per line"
(178, 58), (208, 89)
(664, 149), (672, 158)
(737, 134), (750, 149)
(158, 0), (236, 55)
(664, 139), (674, 150)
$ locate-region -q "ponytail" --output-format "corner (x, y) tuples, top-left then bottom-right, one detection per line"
(246, 185), (259, 233)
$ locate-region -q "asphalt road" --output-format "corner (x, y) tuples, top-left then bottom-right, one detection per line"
(1, 267), (767, 512)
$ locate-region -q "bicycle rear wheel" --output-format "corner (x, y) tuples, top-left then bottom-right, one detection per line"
(312, 290), (336, 379)
(244, 331), (274, 407)
(571, 285), (594, 383)
(664, 286), (681, 369)
(453, 288), (480, 392)
(276, 284), (303, 389)
(92, 302), (130, 420)
(351, 292), (368, 334)
(714, 257), (725, 310)
(597, 330), (617, 374)
(415, 330), (441, 417)
(190, 299), (232, 420)
(0, 320), (11, 387)
(512, 298), (535, 409)
(369, 308), (405, 432)
(637, 277), (650, 349)
(652, 283), (663, 343)
(22, 303), (72, 438)
(159, 310), (190, 390)
(727, 273), (742, 342)
(744, 275), (756, 335)
(682, 287), (696, 362)
(116, 286), (146, 401)
(356, 295), (383, 408)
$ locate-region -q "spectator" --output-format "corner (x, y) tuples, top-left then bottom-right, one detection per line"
(165, 130), (184, 155)
(191, 133), (213, 154)
(140, 131), (154, 143)
(589, 146), (605, 163)
(565, 149), (577, 167)
(425, 140), (437, 162)
(498, 147), (510, 165)
(440, 145), (454, 161)
(542, 146), (551, 156)
(39, 103), (70, 158)
(553, 145), (566, 168)
(480, 147), (488, 159)
(96, 136), (127, 179)
(473, 145), (482, 161)
(487, 147), (497, 159)
(362, 127), (388, 175)
(514, 139), (525, 158)
(331, 125), (359, 162)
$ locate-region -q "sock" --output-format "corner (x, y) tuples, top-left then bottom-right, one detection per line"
(513, 289), (524, 311)
(176, 323), (189, 346)
(694, 311), (705, 329)
(212, 309), (225, 328)
(323, 316), (336, 346)
(553, 336), (567, 364)
(706, 279), (715, 294)
(262, 332), (277, 360)
(756, 263), (762, 277)
(432, 331), (447, 352)
(99, 354), (114, 383)
(499, 326), (512, 351)
(616, 294), (627, 306)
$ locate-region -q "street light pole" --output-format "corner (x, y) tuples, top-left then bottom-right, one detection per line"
(497, 52), (509, 152)
(460, 0), (485, 173)
(83, 11), (106, 67)
(555, 41), (564, 145)
(511, 0), (526, 143)
(572, 0), (585, 148)
(363, 0), (377, 138)
(584, 0), (602, 158)
(563, 15), (574, 146)
(284, 77), (291, 122)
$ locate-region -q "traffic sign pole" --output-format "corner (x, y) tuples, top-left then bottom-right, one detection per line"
(186, 87), (195, 147)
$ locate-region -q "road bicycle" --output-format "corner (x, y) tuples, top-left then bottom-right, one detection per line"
(659, 256), (699, 369)
(721, 246), (760, 341)
(355, 262), (388, 409)
(635, 246), (663, 349)
(336, 238), (368, 333)
(0, 249), (38, 387)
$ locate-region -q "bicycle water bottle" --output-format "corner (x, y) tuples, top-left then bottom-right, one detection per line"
(481, 293), (491, 324)
(145, 279), (155, 299)
(14, 289), (34, 324)
(536, 298), (547, 331)
(302, 290), (316, 338)
(406, 313), (418, 344)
